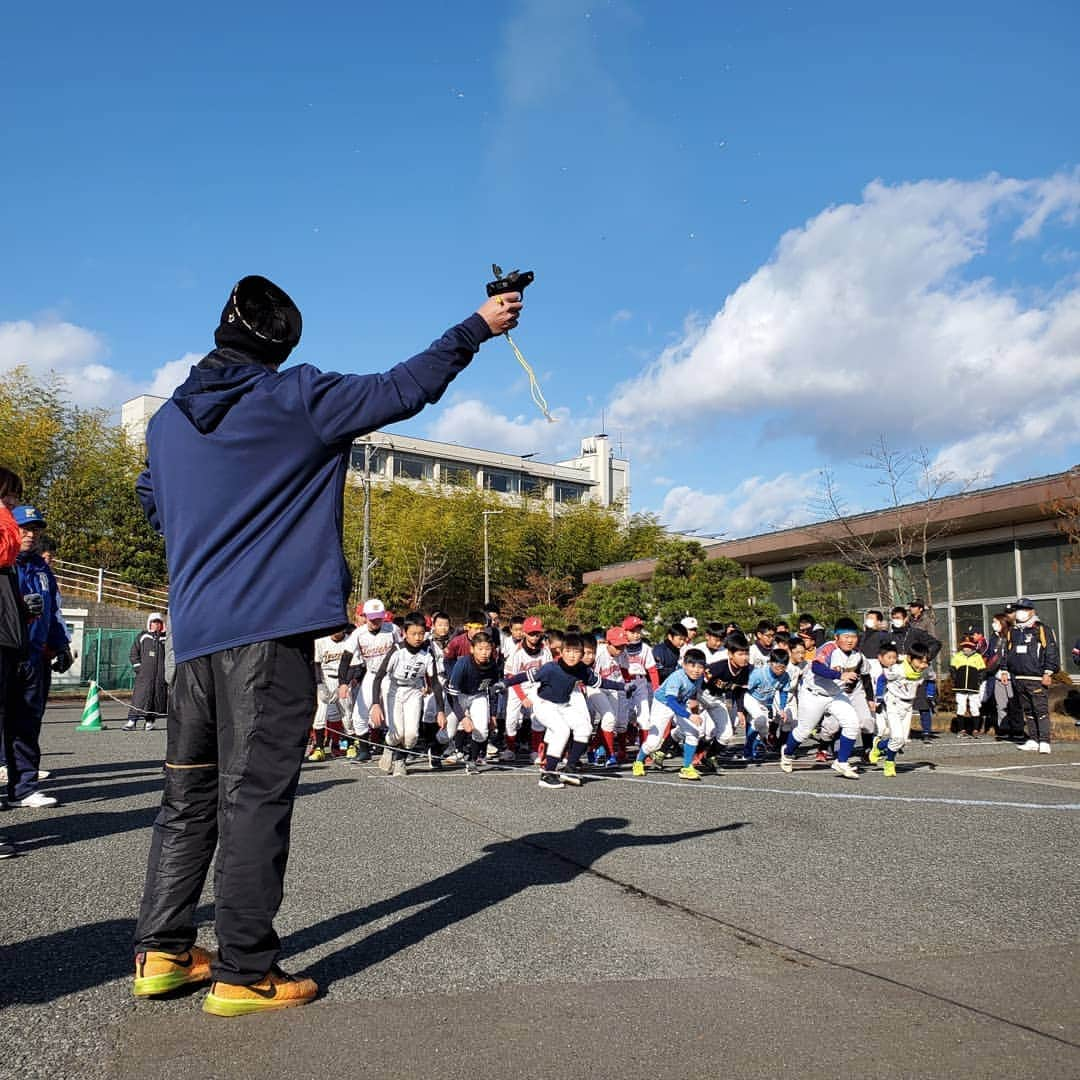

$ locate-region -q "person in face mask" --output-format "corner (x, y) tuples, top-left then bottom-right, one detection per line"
(1001, 599), (1060, 754)
(859, 610), (886, 667)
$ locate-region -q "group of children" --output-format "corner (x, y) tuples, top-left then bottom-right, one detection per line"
(304, 600), (964, 788)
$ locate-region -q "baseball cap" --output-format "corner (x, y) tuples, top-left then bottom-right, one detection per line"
(621, 615), (644, 630)
(681, 617), (698, 631)
(1014, 597), (1035, 609)
(522, 616), (544, 633)
(908, 599), (925, 609)
(361, 598), (387, 619)
(13, 505), (46, 528)
(606, 627), (629, 646)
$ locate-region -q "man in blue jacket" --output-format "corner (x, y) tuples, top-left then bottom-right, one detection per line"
(131, 274), (522, 1015)
(10, 504), (71, 809)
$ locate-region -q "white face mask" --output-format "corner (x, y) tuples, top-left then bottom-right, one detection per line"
(1015, 610), (1033, 624)
(991, 622), (1002, 634)
(891, 618), (904, 629)
(864, 618), (876, 629)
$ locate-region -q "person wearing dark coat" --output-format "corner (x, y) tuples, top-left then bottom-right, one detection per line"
(124, 612), (168, 732)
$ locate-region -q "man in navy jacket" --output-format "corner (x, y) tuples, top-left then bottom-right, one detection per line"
(132, 275), (521, 1014)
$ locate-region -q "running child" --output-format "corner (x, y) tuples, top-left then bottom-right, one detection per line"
(743, 648), (792, 759)
(620, 615), (660, 738)
(634, 649), (707, 780)
(503, 615), (551, 761)
(446, 631), (501, 771)
(867, 641), (930, 776)
(310, 628), (349, 760)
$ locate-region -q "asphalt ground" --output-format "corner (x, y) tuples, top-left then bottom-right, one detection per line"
(2, 701), (1080, 1080)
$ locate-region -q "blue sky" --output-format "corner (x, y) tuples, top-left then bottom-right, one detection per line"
(3, 1), (1078, 537)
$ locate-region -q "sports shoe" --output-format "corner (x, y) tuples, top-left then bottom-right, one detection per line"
(354, 746), (371, 762)
(868, 746), (883, 766)
(345, 745), (358, 759)
(36, 769), (50, 781)
(392, 760), (408, 777)
(815, 749), (831, 763)
(652, 749), (667, 770)
(560, 768), (583, 787)
(144, 720), (156, 733)
(202, 966), (318, 1017)
(1038, 742), (1051, 754)
(1017, 739), (1039, 752)
(308, 748), (326, 762)
(538, 771), (564, 789)
(631, 760), (646, 777)
(123, 718), (137, 732)
(18, 791), (58, 808)
(498, 748), (515, 762)
(486, 744), (501, 761)
(378, 748), (393, 773)
(428, 749), (444, 770)
(779, 751), (794, 774)
(882, 760), (897, 778)
(442, 750), (464, 767)
(133, 946), (213, 997)
(604, 755), (620, 770)
(830, 760), (859, 780)
(679, 765), (702, 781)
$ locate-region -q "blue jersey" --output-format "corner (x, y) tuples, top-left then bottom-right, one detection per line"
(747, 665), (790, 708)
(447, 656), (501, 698)
(505, 660), (623, 705)
(654, 668), (703, 718)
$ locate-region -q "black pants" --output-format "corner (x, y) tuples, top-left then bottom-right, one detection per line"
(1015, 680), (1051, 743)
(7, 656), (48, 800)
(134, 635), (315, 984)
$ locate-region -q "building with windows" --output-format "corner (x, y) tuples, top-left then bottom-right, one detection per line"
(350, 432), (631, 518)
(584, 468), (1080, 658)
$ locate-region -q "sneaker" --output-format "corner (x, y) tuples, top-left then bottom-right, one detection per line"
(144, 721), (156, 733)
(36, 769), (50, 781)
(652, 749), (667, 771)
(1017, 739), (1039, 752)
(882, 760), (897, 778)
(442, 750), (464, 767)
(18, 791), (58, 808)
(679, 765), (702, 781)
(392, 760), (408, 777)
(815, 749), (831, 763)
(868, 746), (883, 766)
(1038, 742), (1051, 754)
(631, 760), (646, 777)
(428, 749), (444, 771)
(133, 946), (213, 997)
(378, 748), (394, 773)
(345, 745), (358, 759)
(538, 771), (564, 789)
(202, 966), (318, 1017)
(830, 760), (859, 780)
(308, 748), (326, 762)
(604, 755), (620, 770)
(123, 719), (137, 732)
(498, 748), (515, 762)
(354, 746), (371, 762)
(560, 768), (583, 787)
(779, 751), (794, 774)
(485, 744), (501, 760)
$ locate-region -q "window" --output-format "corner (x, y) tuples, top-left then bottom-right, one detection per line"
(349, 446), (386, 475)
(760, 573), (792, 614)
(438, 460), (475, 487)
(953, 604), (985, 649)
(951, 543), (1016, 602)
(894, 556), (948, 606)
(484, 470), (520, 494)
(1020, 536), (1080, 595)
(554, 482), (585, 504)
(521, 474), (545, 498)
(393, 453), (434, 481)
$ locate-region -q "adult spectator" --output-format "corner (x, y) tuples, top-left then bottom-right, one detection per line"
(131, 274), (521, 1015)
(1002, 597), (1060, 754)
(887, 605), (941, 662)
(11, 504), (69, 809)
(123, 613), (168, 733)
(859, 609), (887, 661)
(0, 467), (27, 857)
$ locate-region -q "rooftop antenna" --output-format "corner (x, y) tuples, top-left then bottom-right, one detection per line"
(600, 408), (606, 435)
(616, 430), (625, 457)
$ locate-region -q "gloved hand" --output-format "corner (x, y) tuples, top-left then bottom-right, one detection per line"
(490, 680), (507, 694)
(23, 593), (43, 618)
(52, 648), (75, 674)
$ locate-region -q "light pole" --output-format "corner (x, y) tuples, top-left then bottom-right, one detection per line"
(482, 509), (504, 605)
(360, 442), (372, 604)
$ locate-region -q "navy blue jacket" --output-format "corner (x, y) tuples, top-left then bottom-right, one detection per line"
(505, 660), (622, 705)
(15, 552), (70, 660)
(138, 315), (491, 663)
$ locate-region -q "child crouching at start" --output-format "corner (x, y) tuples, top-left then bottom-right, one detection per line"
(634, 649), (707, 781)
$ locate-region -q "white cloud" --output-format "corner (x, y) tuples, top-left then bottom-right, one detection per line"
(425, 398), (591, 461)
(657, 470), (819, 539)
(0, 317), (199, 412)
(610, 309), (633, 326)
(608, 170), (1080, 482)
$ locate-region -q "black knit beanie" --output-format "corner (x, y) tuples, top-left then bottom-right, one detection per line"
(214, 275), (302, 366)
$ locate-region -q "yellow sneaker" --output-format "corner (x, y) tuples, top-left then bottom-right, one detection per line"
(308, 747), (326, 762)
(133, 946), (213, 997)
(679, 765), (702, 781)
(202, 967), (318, 1017)
(631, 760), (646, 777)
(345, 745), (358, 759)
(882, 760), (897, 778)
(868, 746), (882, 766)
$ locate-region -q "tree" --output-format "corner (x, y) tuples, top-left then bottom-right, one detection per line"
(1043, 467), (1080, 571)
(791, 562), (862, 632)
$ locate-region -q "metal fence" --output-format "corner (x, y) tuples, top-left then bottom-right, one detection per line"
(52, 559), (169, 611)
(81, 628), (141, 690)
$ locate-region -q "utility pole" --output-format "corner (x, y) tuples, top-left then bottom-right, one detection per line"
(361, 442), (372, 603)
(482, 509), (503, 605)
